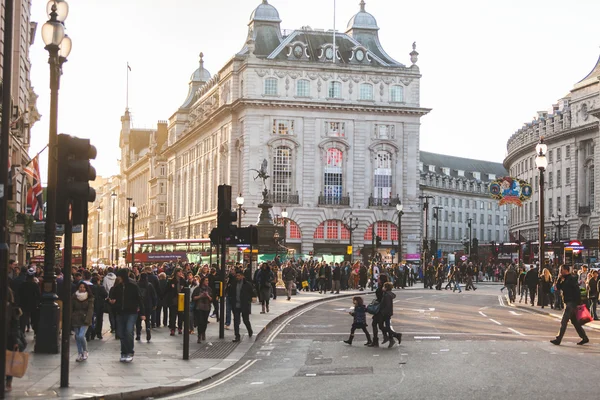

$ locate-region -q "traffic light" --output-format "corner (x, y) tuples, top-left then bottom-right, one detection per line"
(375, 236), (382, 248)
(472, 238), (479, 254)
(121, 250), (126, 258)
(217, 184), (237, 239)
(56, 134), (97, 224)
(234, 225), (259, 245)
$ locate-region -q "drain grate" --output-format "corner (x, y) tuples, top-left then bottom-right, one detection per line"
(190, 341), (240, 359)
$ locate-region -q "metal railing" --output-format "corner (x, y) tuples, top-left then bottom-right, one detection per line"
(368, 196), (401, 207)
(267, 192), (300, 205)
(318, 193), (350, 206)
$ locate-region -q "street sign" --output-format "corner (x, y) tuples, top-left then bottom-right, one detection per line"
(390, 249), (396, 256)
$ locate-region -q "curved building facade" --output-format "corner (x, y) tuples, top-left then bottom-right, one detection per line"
(504, 55), (600, 257)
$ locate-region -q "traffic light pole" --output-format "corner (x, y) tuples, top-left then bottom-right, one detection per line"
(60, 208), (73, 387)
(82, 206), (88, 268)
(467, 218), (473, 259)
(219, 237), (226, 339)
(0, 0), (14, 393)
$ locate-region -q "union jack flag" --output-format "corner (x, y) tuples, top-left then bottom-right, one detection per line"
(24, 156), (44, 220)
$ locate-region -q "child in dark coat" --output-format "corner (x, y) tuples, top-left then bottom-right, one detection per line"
(344, 296), (372, 346)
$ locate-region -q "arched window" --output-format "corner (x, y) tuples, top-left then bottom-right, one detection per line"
(314, 220), (349, 240)
(323, 148), (343, 202)
(328, 81), (342, 98)
(204, 160), (210, 212)
(374, 151), (392, 202)
(359, 83), (373, 100)
(272, 146), (292, 203)
(364, 221), (398, 241)
(212, 155), (218, 210)
(264, 77), (278, 96)
(288, 220), (302, 240)
(296, 79), (310, 97)
(390, 85), (404, 102)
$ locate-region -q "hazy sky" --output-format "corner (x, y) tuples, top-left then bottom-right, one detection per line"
(29, 0), (600, 182)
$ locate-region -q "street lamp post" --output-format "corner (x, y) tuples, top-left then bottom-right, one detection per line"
(111, 192), (117, 265)
(281, 209), (289, 257)
(36, 0), (72, 355)
(419, 195), (434, 288)
(552, 210), (567, 265)
(96, 206), (102, 259)
(535, 138), (548, 270)
(274, 231), (280, 258)
(396, 203), (404, 264)
(467, 218), (473, 258)
(343, 212), (359, 261)
(130, 204), (138, 268)
(236, 194), (244, 262)
(126, 197), (132, 264)
(433, 206), (442, 263)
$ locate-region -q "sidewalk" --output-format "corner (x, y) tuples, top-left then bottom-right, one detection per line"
(509, 296), (600, 331)
(7, 289), (376, 399)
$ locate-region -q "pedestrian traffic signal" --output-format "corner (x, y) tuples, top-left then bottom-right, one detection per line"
(56, 134), (97, 224)
(375, 236), (382, 248)
(121, 250), (126, 258)
(217, 184), (237, 238)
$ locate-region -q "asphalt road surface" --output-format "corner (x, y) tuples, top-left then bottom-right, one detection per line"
(159, 285), (600, 400)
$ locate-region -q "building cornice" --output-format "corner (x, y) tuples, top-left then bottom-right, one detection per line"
(504, 121), (598, 168)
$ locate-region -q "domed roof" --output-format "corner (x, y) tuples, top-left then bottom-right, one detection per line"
(347, 0), (379, 31)
(190, 52), (210, 83)
(249, 0), (281, 23)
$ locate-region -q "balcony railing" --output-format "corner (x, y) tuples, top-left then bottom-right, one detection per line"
(578, 205), (592, 216)
(318, 193), (350, 206)
(268, 192), (300, 205)
(368, 196), (401, 207)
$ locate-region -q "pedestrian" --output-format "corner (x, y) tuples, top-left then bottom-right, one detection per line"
(258, 264), (273, 313)
(5, 287), (26, 392)
(586, 270), (599, 320)
(192, 276), (212, 343)
(368, 274), (387, 348)
(525, 265), (539, 306)
(157, 272), (168, 328)
(109, 268), (146, 362)
(504, 264), (518, 303)
(137, 273), (157, 342)
(343, 296), (371, 346)
(228, 269), (254, 342)
(103, 266), (117, 333)
(18, 267), (40, 336)
(518, 266), (528, 304)
(89, 274), (108, 340)
(283, 262), (297, 300)
(165, 267), (185, 336)
(550, 265), (589, 346)
(379, 282), (402, 348)
(72, 282), (94, 362)
(540, 268), (554, 309)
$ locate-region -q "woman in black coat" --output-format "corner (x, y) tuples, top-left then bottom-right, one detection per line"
(367, 274), (388, 347)
(5, 287), (25, 392)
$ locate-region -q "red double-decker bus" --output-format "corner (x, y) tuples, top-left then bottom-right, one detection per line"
(126, 239), (214, 265)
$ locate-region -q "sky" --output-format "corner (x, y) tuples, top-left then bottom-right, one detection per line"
(29, 0), (600, 182)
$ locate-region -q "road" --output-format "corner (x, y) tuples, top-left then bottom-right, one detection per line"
(158, 285), (600, 400)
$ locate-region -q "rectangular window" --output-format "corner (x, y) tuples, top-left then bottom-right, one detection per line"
(480, 202), (484, 210)
(160, 166), (166, 176)
(548, 198), (553, 216)
(444, 227), (448, 240)
(548, 149), (553, 163)
(557, 197), (561, 213)
(264, 77), (278, 95)
(273, 146), (293, 202)
(296, 79), (310, 97)
(488, 202), (492, 210)
(480, 214), (484, 224)
(444, 198), (448, 206)
(480, 229), (484, 240)
(535, 175), (538, 188)
(451, 227), (455, 240)
(488, 229), (492, 241)
(374, 152), (392, 200)
(458, 227), (463, 239)
(566, 195), (570, 215)
(566, 145), (571, 158)
(390, 85), (404, 102)
(328, 81), (342, 98)
(159, 222), (164, 234)
(566, 168), (571, 185)
(458, 199), (463, 207)
(451, 211), (455, 222)
(458, 212), (462, 223)
(556, 170), (561, 187)
(323, 148), (343, 200)
(556, 147), (561, 161)
(273, 119), (294, 135)
(548, 172), (553, 187)
(159, 182), (165, 194)
(452, 198), (456, 207)
(159, 203), (166, 214)
(325, 121), (346, 137)
(359, 83), (374, 100)
(535, 201), (538, 217)
(487, 214), (492, 224)
(444, 210), (449, 221)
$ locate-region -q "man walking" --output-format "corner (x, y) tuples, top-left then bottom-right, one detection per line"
(504, 264), (518, 303)
(229, 269), (254, 342)
(525, 264), (539, 306)
(550, 265), (589, 346)
(282, 262), (297, 300)
(109, 269), (145, 362)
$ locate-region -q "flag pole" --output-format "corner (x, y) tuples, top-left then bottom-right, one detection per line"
(24, 145), (49, 168)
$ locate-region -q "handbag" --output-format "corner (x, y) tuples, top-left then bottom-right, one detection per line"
(576, 304), (593, 325)
(366, 300), (380, 315)
(5, 350), (29, 378)
(302, 280), (309, 288)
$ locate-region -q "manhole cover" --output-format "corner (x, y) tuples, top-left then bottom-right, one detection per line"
(190, 341), (240, 359)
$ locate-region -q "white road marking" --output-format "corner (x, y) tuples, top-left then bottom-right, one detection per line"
(405, 296), (424, 301)
(306, 374), (317, 377)
(342, 356), (348, 358)
(162, 359), (259, 398)
(461, 352), (469, 355)
(440, 349), (450, 352)
(209, 367), (226, 370)
(508, 328), (526, 336)
(520, 352), (528, 355)
(431, 353), (438, 355)
(479, 311), (488, 317)
(491, 352), (497, 355)
(509, 311), (522, 316)
(266, 299), (340, 343)
(498, 295), (506, 307)
(414, 336), (440, 340)
(373, 354), (380, 357)
(489, 318), (502, 326)
(250, 382), (264, 385)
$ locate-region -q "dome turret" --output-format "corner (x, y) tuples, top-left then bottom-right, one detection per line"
(190, 52), (211, 83)
(249, 0), (281, 24)
(347, 0), (379, 31)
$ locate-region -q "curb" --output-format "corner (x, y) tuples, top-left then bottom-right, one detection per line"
(87, 290), (375, 400)
(512, 303), (600, 331)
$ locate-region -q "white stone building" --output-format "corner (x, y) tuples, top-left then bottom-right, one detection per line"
(419, 151), (509, 256)
(505, 55), (600, 253)
(162, 0), (430, 260)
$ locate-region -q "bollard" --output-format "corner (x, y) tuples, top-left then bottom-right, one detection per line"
(183, 287), (190, 360)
